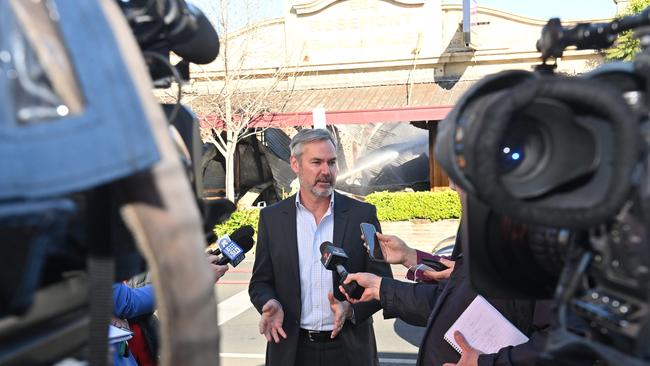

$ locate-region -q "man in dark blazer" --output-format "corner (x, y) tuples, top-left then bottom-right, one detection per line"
(249, 129), (392, 366)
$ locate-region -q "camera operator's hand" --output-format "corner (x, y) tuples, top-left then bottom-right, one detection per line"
(376, 233), (418, 268)
(442, 331), (481, 366)
(339, 272), (382, 303)
(422, 258), (455, 281)
(206, 254), (229, 282)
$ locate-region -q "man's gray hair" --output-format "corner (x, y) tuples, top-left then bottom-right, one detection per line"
(289, 129), (337, 159)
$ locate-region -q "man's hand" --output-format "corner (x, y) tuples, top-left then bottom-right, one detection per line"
(206, 254), (229, 282)
(259, 299), (287, 343)
(327, 292), (351, 338)
(338, 272), (382, 304)
(422, 258), (455, 281)
(442, 331), (481, 366)
(376, 233), (418, 268)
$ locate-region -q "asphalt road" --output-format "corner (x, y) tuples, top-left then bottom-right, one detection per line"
(216, 258), (425, 366)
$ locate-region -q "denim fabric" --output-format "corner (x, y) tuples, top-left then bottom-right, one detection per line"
(0, 1), (159, 199)
(0, 199), (76, 316)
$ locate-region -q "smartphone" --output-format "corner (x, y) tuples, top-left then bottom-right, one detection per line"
(360, 222), (384, 262)
(422, 256), (449, 271)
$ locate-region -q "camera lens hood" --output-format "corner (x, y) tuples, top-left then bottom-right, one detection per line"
(472, 76), (640, 228)
(435, 70), (535, 195)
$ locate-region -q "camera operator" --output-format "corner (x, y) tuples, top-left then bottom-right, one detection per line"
(341, 186), (552, 366)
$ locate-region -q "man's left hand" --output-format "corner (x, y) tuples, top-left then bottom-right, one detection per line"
(442, 331), (482, 366)
(327, 292), (351, 339)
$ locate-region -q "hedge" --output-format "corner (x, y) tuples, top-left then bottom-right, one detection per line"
(213, 208), (260, 238)
(365, 190), (461, 222)
(212, 190), (461, 237)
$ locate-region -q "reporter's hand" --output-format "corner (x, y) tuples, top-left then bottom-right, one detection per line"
(327, 292), (351, 339)
(442, 331), (481, 366)
(206, 254), (229, 282)
(422, 258), (455, 281)
(376, 233), (417, 268)
(259, 299), (287, 343)
(338, 272), (382, 304)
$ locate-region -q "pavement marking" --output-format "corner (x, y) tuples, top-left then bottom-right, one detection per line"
(220, 353), (264, 359)
(219, 352), (416, 364)
(380, 358), (417, 364)
(217, 289), (254, 326)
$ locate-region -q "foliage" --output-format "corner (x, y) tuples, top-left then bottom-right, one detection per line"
(606, 0), (650, 61)
(213, 208), (260, 238)
(211, 191), (461, 238)
(365, 190), (461, 222)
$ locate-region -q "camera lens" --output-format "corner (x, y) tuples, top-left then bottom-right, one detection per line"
(498, 115), (549, 194)
(499, 145), (523, 173)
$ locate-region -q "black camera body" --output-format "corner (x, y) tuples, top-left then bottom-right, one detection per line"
(435, 9), (650, 365)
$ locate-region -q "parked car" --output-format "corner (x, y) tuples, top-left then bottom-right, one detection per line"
(432, 235), (455, 257)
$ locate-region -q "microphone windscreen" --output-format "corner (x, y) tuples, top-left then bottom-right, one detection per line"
(228, 225), (254, 252)
(235, 235), (255, 253)
(230, 225), (254, 242)
(230, 225), (255, 251)
(319, 241), (333, 254)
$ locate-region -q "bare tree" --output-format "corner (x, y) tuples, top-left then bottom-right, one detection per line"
(174, 0), (303, 202)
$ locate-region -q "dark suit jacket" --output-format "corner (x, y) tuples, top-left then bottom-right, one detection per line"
(249, 192), (393, 366)
(380, 256), (551, 366)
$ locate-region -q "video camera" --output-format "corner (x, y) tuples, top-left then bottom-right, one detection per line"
(436, 7), (650, 366)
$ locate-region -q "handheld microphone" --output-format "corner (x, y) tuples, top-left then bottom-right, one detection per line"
(215, 229), (254, 267)
(319, 242), (365, 300)
(207, 225), (254, 255)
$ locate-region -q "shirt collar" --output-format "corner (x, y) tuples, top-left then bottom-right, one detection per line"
(295, 190), (335, 210)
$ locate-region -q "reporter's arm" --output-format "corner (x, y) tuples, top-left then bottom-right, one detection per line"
(380, 278), (442, 327)
(112, 283), (156, 319)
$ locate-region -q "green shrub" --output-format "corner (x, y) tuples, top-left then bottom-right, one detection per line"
(212, 191), (460, 237)
(365, 190), (461, 222)
(213, 208), (260, 238)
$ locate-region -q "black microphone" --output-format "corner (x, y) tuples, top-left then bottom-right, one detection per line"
(214, 227), (255, 267)
(319, 242), (364, 300)
(207, 225), (254, 255)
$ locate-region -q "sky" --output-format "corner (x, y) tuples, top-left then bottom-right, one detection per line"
(190, 0), (619, 27)
(453, 0), (617, 20)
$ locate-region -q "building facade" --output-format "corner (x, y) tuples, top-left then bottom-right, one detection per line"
(189, 0), (615, 190)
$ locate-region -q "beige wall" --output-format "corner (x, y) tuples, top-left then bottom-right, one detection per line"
(189, 0), (614, 105)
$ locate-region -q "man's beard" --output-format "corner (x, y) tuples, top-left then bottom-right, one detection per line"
(299, 174), (334, 198)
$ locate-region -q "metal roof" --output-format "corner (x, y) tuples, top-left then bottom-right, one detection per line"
(194, 80), (473, 127)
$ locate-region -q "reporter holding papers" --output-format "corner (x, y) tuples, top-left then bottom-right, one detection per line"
(342, 231), (551, 366)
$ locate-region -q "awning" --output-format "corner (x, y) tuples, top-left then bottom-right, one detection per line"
(193, 80), (473, 127)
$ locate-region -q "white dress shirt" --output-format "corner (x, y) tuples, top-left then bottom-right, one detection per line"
(295, 192), (335, 331)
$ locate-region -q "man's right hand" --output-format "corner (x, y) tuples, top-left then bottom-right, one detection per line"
(259, 299), (287, 343)
(376, 233), (417, 268)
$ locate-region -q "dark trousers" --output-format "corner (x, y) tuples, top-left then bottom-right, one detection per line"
(294, 332), (349, 366)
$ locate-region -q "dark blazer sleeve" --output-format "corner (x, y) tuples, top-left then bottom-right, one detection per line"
(248, 209), (277, 313)
(379, 278), (442, 327)
(349, 205), (393, 324)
